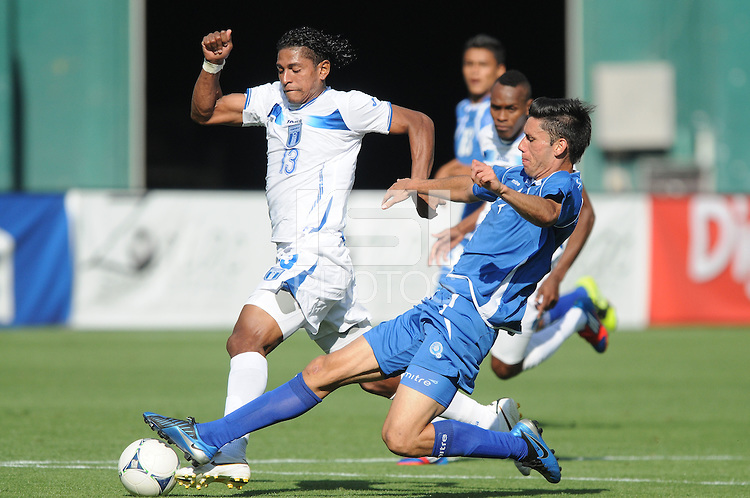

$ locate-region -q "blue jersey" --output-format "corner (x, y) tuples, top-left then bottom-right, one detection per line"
(454, 96), (493, 164)
(441, 165), (583, 332)
(454, 96), (493, 219)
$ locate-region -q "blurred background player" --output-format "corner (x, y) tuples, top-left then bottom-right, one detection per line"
(433, 34), (506, 203)
(183, 26), (520, 489)
(429, 34), (505, 281)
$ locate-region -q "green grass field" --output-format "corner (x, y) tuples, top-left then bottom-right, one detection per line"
(1, 326), (748, 497)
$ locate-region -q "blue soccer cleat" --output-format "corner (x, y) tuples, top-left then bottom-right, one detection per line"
(143, 412), (218, 466)
(510, 419), (561, 483)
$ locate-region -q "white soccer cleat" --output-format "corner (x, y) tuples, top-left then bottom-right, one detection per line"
(488, 397), (532, 475)
(175, 461), (251, 490)
(489, 397), (521, 432)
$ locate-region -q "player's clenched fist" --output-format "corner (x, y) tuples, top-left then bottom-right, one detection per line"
(202, 29), (233, 63)
(471, 159), (502, 194)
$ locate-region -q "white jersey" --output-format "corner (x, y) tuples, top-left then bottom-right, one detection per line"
(242, 82), (392, 244)
(477, 123), (523, 169)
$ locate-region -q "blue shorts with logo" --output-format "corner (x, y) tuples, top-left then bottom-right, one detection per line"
(363, 287), (498, 406)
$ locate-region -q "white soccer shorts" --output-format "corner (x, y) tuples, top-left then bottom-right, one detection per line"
(245, 237), (371, 353)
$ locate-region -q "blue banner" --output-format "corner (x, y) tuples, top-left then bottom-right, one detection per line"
(0, 194), (72, 326)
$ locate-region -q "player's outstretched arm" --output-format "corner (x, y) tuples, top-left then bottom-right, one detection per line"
(381, 175), (478, 211)
(434, 158), (471, 179)
(191, 29), (245, 126)
(471, 160), (561, 227)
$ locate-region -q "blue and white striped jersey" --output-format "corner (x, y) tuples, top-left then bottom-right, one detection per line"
(242, 82), (393, 243)
(454, 96), (493, 164)
(441, 165), (583, 332)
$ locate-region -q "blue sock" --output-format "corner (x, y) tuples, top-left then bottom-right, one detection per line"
(547, 286), (589, 323)
(195, 373), (321, 448)
(431, 420), (528, 460)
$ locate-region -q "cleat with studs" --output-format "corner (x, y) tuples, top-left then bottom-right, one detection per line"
(175, 461), (250, 490)
(510, 419), (561, 483)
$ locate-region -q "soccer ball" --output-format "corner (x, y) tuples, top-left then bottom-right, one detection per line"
(118, 438), (179, 496)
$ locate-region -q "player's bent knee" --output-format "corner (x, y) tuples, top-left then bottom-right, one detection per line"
(491, 356), (522, 380)
(301, 355), (344, 393)
(381, 426), (418, 457)
(226, 310), (283, 357)
(302, 355), (327, 377)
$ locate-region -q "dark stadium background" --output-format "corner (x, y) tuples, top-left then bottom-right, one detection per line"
(146, 3), (565, 190)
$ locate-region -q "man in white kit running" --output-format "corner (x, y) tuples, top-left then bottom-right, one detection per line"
(181, 27), (521, 490)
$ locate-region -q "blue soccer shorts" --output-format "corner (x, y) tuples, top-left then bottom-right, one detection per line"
(364, 287), (497, 405)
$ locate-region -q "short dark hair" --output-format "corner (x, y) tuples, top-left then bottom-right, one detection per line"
(529, 97), (594, 165)
(463, 34), (505, 65)
(497, 69), (532, 101)
(277, 27), (356, 68)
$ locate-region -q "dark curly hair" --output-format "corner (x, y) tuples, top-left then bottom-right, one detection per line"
(276, 27), (357, 68)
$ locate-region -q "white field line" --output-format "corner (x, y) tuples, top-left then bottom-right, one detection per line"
(1, 457), (747, 487)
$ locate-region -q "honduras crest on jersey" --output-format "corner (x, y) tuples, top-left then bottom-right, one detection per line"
(286, 119), (302, 147)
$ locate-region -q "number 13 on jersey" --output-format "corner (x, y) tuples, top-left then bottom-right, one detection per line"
(280, 148), (298, 174)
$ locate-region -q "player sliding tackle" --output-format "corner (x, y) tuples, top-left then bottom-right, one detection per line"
(144, 96), (595, 486)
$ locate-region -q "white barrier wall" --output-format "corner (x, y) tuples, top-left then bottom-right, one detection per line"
(557, 194), (650, 330)
(67, 190), (275, 329)
(67, 190), (650, 330)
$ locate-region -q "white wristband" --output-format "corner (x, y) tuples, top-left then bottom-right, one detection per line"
(202, 59), (225, 74)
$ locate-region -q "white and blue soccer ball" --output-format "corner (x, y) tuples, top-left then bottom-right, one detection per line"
(118, 438), (179, 496)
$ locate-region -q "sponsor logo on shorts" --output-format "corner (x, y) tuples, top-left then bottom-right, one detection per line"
(429, 341), (444, 359)
(402, 371), (439, 388)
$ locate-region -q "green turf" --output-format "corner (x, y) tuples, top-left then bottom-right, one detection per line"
(1, 326), (748, 497)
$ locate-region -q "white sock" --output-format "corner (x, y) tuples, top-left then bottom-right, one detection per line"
(440, 391), (496, 429)
(522, 308), (586, 371)
(214, 352), (268, 464)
